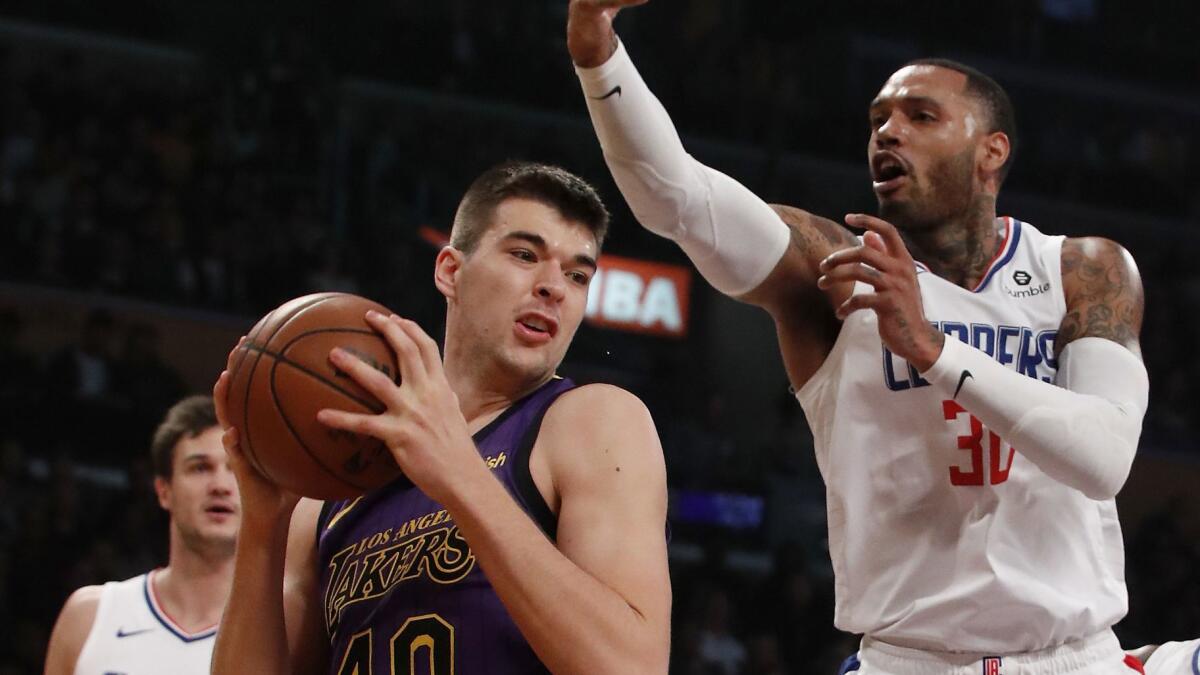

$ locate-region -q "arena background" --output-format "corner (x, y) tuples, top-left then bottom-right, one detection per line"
(1, 1), (1197, 672)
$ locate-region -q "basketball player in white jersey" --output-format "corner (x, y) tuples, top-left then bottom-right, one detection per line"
(43, 396), (240, 675)
(568, 1), (1158, 673)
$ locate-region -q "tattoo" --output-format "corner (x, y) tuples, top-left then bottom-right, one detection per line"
(1055, 237), (1143, 355)
(769, 204), (856, 258)
(905, 195), (1000, 287)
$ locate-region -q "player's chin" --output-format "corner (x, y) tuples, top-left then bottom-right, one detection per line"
(502, 347), (559, 382)
(877, 197), (921, 228)
(198, 513), (240, 536)
(200, 527), (240, 549)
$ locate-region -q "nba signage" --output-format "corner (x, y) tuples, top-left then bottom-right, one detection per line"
(584, 254), (691, 338)
(419, 226), (693, 338)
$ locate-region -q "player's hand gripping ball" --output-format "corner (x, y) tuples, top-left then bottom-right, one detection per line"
(226, 293), (409, 499)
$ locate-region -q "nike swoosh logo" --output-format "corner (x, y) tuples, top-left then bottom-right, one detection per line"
(116, 627), (154, 638)
(591, 85), (622, 100)
(953, 370), (973, 399)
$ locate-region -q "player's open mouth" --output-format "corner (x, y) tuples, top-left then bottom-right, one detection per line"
(205, 504), (236, 517)
(871, 153), (909, 195)
(514, 312), (557, 344)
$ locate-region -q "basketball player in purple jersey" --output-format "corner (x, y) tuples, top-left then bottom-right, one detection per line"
(565, 1), (1168, 673)
(211, 161), (671, 675)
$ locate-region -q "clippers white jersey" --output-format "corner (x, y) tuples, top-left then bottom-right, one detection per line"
(74, 570), (217, 675)
(796, 218), (1127, 654)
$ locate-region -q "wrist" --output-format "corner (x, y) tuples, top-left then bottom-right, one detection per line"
(438, 455), (503, 515)
(911, 327), (946, 373)
(567, 9), (617, 68)
(238, 504), (295, 541)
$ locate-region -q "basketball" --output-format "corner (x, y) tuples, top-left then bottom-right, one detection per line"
(226, 292), (407, 499)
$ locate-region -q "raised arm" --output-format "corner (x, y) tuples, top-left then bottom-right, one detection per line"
(210, 371), (328, 675)
(566, 1), (854, 312)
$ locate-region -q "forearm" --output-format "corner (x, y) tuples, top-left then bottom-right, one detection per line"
(211, 516), (294, 675)
(446, 472), (666, 674)
(575, 41), (788, 296)
(923, 336), (1149, 500)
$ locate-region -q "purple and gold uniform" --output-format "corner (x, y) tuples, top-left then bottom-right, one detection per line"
(317, 377), (574, 675)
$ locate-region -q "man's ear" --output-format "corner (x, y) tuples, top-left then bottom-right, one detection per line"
(154, 475), (171, 511)
(980, 131), (1010, 183)
(434, 246), (465, 301)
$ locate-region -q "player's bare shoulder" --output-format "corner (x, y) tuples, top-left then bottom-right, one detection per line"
(45, 584), (104, 674)
(544, 383), (657, 444)
(539, 383), (664, 481)
(1057, 236), (1144, 355)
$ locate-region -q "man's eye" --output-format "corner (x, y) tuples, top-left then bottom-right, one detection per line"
(568, 271), (590, 285)
(512, 249), (536, 262)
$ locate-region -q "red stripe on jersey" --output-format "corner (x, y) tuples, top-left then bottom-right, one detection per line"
(969, 217), (1013, 292)
(147, 568), (220, 638)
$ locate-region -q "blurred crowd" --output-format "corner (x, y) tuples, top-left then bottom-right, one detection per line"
(1, 1), (1198, 672)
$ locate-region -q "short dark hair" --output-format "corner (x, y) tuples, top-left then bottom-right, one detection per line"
(904, 58), (1018, 184)
(450, 161), (609, 253)
(150, 395), (218, 479)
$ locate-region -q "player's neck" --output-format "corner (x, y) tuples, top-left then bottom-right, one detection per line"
(903, 195), (1004, 289)
(443, 354), (552, 433)
(156, 537), (236, 631)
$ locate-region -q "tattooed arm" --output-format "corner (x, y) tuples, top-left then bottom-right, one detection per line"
(748, 205), (859, 387)
(920, 235), (1148, 499)
(1056, 237), (1144, 357)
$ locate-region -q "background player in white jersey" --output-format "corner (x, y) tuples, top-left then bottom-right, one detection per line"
(567, 1), (1155, 673)
(43, 396), (239, 675)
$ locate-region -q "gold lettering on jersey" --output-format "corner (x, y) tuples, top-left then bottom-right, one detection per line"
(485, 452), (507, 469)
(323, 509), (476, 632)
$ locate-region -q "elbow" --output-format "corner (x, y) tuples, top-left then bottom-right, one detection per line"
(592, 651), (669, 675)
(1079, 443), (1135, 501)
(605, 155), (710, 241)
(580, 631), (669, 675)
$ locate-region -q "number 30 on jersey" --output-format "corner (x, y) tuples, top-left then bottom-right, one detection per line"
(943, 400), (1016, 486)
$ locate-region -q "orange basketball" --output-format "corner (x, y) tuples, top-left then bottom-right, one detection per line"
(226, 292), (407, 499)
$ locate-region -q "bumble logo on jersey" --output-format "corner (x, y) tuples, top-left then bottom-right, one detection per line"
(1001, 268), (1053, 299)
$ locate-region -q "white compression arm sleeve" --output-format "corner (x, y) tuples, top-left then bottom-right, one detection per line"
(575, 41), (790, 296)
(923, 336), (1149, 500)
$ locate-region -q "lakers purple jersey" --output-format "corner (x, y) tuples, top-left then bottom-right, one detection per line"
(316, 377), (574, 675)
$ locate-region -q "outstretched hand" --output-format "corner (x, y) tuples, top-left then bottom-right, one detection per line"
(316, 312), (485, 507)
(817, 214), (945, 371)
(567, 0), (649, 68)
